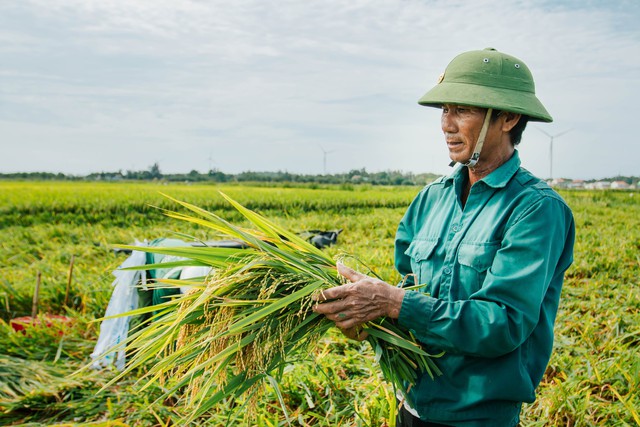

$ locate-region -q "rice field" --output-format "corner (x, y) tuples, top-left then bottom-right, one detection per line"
(0, 181), (638, 426)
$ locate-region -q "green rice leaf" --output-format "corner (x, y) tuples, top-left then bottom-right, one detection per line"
(96, 192), (442, 423)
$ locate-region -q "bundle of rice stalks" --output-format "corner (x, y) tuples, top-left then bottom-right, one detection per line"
(103, 193), (441, 422)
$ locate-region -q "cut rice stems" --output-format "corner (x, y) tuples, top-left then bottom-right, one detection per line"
(98, 193), (442, 421)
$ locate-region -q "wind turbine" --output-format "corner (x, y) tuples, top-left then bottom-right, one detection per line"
(536, 128), (572, 180)
(208, 151), (214, 172)
(319, 145), (336, 175)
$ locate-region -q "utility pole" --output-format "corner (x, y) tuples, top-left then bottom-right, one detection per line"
(537, 128), (572, 180)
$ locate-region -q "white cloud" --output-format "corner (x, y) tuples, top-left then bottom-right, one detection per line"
(1, 0), (639, 178)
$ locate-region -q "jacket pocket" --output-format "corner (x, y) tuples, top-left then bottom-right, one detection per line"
(405, 238), (439, 286)
(457, 241), (500, 297)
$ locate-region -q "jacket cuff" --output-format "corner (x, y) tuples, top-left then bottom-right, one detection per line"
(398, 290), (436, 337)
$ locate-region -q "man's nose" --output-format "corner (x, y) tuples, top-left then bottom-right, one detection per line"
(441, 113), (456, 133)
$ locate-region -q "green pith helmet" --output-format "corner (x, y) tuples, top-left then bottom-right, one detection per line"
(418, 48), (553, 123)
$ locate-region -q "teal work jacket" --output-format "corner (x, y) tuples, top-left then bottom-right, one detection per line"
(395, 151), (575, 426)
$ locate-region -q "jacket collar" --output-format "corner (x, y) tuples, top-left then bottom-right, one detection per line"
(444, 150), (521, 189)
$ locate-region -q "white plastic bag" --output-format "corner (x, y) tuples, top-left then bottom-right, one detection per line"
(178, 266), (213, 294)
(90, 243), (146, 370)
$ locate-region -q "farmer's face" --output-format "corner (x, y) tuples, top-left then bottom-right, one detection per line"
(440, 104), (492, 164)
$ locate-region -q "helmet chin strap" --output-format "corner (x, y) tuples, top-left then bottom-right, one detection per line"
(448, 108), (493, 168)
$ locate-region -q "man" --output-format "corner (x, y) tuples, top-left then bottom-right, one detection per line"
(313, 48), (575, 426)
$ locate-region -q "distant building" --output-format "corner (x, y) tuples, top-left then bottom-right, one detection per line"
(549, 178), (569, 188)
(569, 179), (585, 189)
(611, 181), (631, 189)
(585, 181), (612, 190)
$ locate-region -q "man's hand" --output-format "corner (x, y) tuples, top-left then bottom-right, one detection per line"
(313, 263), (405, 340)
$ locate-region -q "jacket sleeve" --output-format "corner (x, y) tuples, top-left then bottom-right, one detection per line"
(397, 195), (575, 357)
(394, 188), (427, 287)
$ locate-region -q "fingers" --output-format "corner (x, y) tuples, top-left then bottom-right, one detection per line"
(311, 299), (346, 323)
(335, 316), (359, 331)
(337, 262), (367, 282)
(312, 264), (396, 332)
(313, 284), (349, 302)
(312, 264), (369, 302)
(340, 326), (369, 341)
(312, 298), (366, 327)
(312, 297), (347, 315)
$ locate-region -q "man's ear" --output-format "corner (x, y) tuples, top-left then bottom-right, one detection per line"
(501, 112), (522, 132)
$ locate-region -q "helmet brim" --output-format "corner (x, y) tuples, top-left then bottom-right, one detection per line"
(418, 81), (553, 123)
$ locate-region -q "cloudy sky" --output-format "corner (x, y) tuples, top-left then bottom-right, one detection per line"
(1, 0), (639, 180)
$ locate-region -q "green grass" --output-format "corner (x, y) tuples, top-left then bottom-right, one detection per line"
(0, 182), (638, 426)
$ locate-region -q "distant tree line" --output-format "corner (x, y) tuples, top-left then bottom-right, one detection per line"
(1, 172), (78, 181)
(0, 163), (441, 186)
(1, 163), (638, 187)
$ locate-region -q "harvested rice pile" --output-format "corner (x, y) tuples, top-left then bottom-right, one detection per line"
(103, 194), (441, 422)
